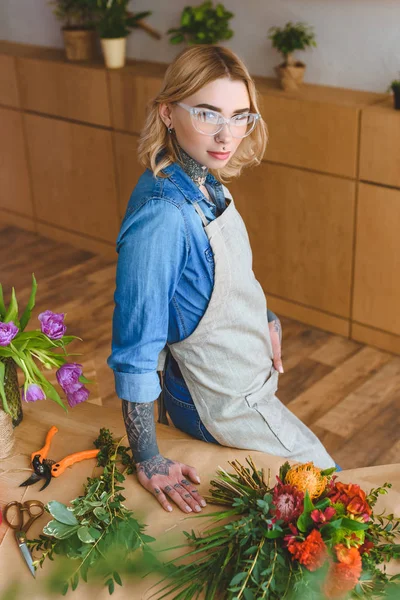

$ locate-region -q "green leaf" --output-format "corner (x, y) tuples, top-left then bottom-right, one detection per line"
(43, 520), (80, 539)
(265, 529), (284, 539)
(113, 572), (122, 586)
(108, 579), (115, 594)
(4, 287), (20, 329)
(0, 360), (11, 414)
(229, 572), (247, 586)
(71, 572), (79, 591)
(42, 379), (68, 412)
(94, 507), (110, 521)
(0, 283), (6, 318)
(19, 273), (37, 331)
(77, 526), (97, 543)
(46, 501), (79, 526)
(341, 517), (369, 531)
(297, 490), (315, 532)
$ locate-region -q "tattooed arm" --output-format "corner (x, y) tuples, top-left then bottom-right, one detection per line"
(268, 315), (284, 373)
(122, 399), (206, 514)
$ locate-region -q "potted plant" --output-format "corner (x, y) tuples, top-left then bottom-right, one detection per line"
(167, 1), (234, 45)
(268, 21), (317, 92)
(387, 77), (400, 110)
(0, 273), (92, 437)
(94, 0), (152, 69)
(49, 0), (98, 61)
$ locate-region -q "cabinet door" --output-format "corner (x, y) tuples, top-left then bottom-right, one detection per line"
(360, 98), (400, 188)
(0, 107), (33, 217)
(353, 183), (400, 336)
(229, 162), (355, 317)
(24, 113), (119, 243)
(17, 58), (110, 127)
(108, 72), (163, 134)
(261, 95), (359, 177)
(0, 55), (19, 107)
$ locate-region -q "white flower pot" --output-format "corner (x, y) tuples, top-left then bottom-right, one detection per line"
(100, 37), (127, 69)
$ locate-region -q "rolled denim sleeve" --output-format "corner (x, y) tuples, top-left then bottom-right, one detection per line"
(267, 308), (278, 322)
(107, 198), (188, 403)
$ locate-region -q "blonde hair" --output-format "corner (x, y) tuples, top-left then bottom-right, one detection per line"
(137, 45), (268, 183)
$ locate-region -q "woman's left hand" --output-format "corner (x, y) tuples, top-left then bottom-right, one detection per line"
(269, 317), (284, 374)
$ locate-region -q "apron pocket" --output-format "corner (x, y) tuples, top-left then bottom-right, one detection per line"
(245, 368), (296, 453)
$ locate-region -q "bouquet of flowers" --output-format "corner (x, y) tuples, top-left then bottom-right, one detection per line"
(157, 458), (400, 599)
(0, 273), (91, 416)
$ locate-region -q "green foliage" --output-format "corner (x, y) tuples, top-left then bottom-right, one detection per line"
(167, 1), (234, 46)
(386, 76), (400, 93)
(49, 0), (97, 29)
(27, 429), (154, 595)
(268, 21), (317, 63)
(94, 0), (151, 39)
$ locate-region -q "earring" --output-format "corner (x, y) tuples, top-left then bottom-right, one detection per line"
(168, 126), (173, 133)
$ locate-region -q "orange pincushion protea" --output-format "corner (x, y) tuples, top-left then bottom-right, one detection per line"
(285, 462), (327, 500)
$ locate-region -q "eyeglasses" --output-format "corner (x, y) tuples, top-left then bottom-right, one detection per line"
(174, 102), (261, 138)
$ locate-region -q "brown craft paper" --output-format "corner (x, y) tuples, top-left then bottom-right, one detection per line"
(0, 400), (399, 599)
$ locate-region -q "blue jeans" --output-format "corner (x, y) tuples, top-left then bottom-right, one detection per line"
(163, 356), (220, 444)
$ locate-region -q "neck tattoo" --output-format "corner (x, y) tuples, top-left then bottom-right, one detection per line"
(174, 139), (209, 187)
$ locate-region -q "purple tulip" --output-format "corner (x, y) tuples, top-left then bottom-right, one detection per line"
(56, 363), (83, 391)
(22, 383), (46, 403)
(0, 321), (19, 346)
(38, 310), (67, 340)
(67, 385), (90, 407)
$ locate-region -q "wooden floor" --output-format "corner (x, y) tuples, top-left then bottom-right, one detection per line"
(1, 224), (399, 470)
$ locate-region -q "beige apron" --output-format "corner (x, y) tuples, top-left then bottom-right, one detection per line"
(166, 186), (335, 469)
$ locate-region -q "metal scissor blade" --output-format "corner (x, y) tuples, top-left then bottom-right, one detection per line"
(39, 471), (52, 491)
(18, 541), (36, 578)
(19, 472), (42, 487)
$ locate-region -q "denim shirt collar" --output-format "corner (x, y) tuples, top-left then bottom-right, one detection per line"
(161, 159), (226, 210)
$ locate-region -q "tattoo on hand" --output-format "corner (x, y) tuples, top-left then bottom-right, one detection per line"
(273, 318), (282, 343)
(181, 479), (190, 485)
(137, 454), (175, 479)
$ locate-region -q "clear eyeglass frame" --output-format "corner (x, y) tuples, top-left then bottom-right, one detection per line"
(174, 101), (261, 138)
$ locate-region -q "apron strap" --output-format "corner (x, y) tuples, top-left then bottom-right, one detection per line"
(193, 202), (210, 227)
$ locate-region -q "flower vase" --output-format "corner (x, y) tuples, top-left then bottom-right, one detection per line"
(0, 356), (23, 427)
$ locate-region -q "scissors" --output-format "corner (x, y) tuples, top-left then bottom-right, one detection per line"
(3, 499), (45, 577)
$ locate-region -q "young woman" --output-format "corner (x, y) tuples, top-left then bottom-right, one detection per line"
(108, 45), (336, 515)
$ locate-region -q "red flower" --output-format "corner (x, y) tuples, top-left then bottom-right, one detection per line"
(323, 545), (362, 598)
(311, 506), (336, 525)
(358, 540), (374, 555)
(287, 529), (328, 571)
(272, 482), (304, 524)
(327, 482), (372, 522)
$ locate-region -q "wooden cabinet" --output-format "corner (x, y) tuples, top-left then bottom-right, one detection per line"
(359, 97), (400, 188)
(24, 113), (119, 243)
(0, 107), (33, 217)
(229, 162), (355, 318)
(353, 183), (400, 337)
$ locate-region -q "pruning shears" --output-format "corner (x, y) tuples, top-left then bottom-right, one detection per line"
(20, 425), (100, 491)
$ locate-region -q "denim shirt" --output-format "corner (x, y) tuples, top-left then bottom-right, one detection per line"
(107, 160), (276, 403)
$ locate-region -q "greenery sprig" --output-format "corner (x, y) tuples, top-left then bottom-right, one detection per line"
(167, 1), (234, 46)
(27, 428), (155, 595)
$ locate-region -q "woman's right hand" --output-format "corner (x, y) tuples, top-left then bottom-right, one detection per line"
(136, 453), (207, 513)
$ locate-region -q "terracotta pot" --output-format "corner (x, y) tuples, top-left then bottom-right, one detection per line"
(0, 357), (22, 427)
(275, 61), (306, 92)
(100, 37), (127, 69)
(62, 28), (97, 62)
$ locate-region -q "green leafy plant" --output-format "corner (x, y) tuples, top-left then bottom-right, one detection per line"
(167, 1), (234, 45)
(27, 429), (156, 595)
(94, 0), (151, 39)
(387, 78), (400, 93)
(155, 458), (400, 600)
(49, 0), (97, 30)
(268, 21), (317, 66)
